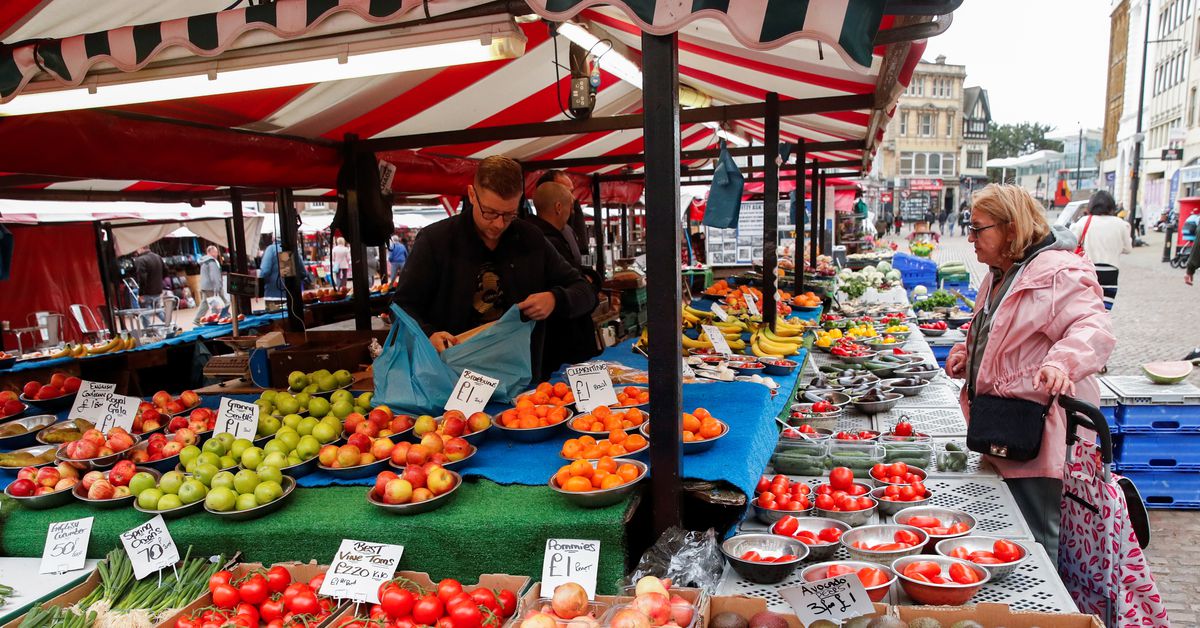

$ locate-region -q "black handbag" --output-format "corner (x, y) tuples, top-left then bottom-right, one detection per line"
(967, 394), (1053, 461)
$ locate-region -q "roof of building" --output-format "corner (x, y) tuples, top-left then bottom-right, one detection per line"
(963, 86), (991, 121)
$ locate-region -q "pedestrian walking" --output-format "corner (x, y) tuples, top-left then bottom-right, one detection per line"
(937, 207), (949, 235)
(331, 236), (351, 287)
(958, 204), (971, 236)
(193, 245), (227, 324)
(1070, 191), (1131, 311)
(387, 235), (408, 285)
(893, 214), (902, 234)
(1183, 239), (1200, 363)
(133, 247), (165, 322)
(946, 208), (957, 236)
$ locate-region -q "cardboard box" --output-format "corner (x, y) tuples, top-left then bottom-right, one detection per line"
(894, 603), (1103, 628)
(154, 561), (339, 628)
(327, 571), (532, 626)
(0, 568), (102, 628)
(521, 582), (708, 628)
(704, 595), (888, 628)
(267, 341), (369, 388)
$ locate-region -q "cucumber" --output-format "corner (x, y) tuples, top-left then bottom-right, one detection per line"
(945, 441), (964, 452)
(772, 452), (827, 476)
(937, 451), (968, 472)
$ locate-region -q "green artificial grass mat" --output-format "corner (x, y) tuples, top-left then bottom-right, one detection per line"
(0, 479), (632, 594)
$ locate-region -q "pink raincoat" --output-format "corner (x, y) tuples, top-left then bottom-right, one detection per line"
(948, 248), (1115, 479)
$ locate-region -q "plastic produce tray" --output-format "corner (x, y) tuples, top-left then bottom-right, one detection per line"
(1121, 470), (1200, 509)
(1116, 404), (1200, 433)
(1102, 375), (1200, 405)
(871, 407), (967, 436)
(1116, 433), (1200, 470)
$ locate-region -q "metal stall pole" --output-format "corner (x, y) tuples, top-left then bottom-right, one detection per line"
(229, 188), (252, 314)
(92, 222), (117, 334)
(344, 135), (372, 331)
(642, 31), (683, 535)
(592, 175), (608, 279)
(621, 204), (630, 258)
(809, 160), (819, 263)
(794, 141), (806, 294)
(762, 92), (780, 330)
(818, 172), (828, 255)
(276, 189), (306, 332)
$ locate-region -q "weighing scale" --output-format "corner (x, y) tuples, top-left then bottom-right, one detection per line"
(202, 273), (262, 382)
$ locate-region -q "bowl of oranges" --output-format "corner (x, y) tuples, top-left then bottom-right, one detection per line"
(560, 431), (649, 461)
(638, 408), (728, 454)
(550, 457), (646, 508)
(569, 406), (648, 436)
(493, 401), (575, 443)
(516, 382), (576, 407)
(613, 386), (650, 408)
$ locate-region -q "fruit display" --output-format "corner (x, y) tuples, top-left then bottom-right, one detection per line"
(285, 368), (355, 394)
(814, 468), (874, 512)
(614, 386), (650, 407)
(335, 576), (519, 628)
(552, 456), (644, 492)
(753, 475), (812, 512)
(260, 411), (346, 448)
(57, 427), (136, 463)
(368, 463), (459, 505)
(836, 263), (902, 299)
(303, 287), (350, 303)
(499, 401), (572, 429)
(1142, 360), (1194, 384)
(944, 538), (1024, 565)
(245, 425), (326, 471)
(132, 401), (166, 434)
(518, 381), (576, 406)
(36, 418), (95, 444)
(588, 576), (696, 628)
(166, 407), (217, 435)
(128, 430), (193, 465)
(769, 516), (842, 546)
(151, 389), (203, 416)
(22, 373), (82, 398)
(900, 559), (981, 585)
(749, 320), (807, 359)
(343, 405), (414, 440)
(7, 462), (79, 497)
(518, 581), (601, 628)
(870, 462), (927, 486)
(414, 410), (491, 442)
(76, 459), (155, 503)
(0, 446), (57, 468)
(0, 390), (27, 420)
(176, 566), (337, 628)
(386, 433), (475, 469)
(318, 435), (395, 470)
(792, 291), (821, 308)
(204, 466), (290, 514)
(560, 431), (648, 460)
(919, 320), (949, 332)
(132, 468), (210, 513)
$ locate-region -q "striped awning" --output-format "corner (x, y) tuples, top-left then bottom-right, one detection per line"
(0, 0), (933, 202)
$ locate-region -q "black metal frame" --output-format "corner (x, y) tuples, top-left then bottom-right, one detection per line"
(761, 92), (780, 331)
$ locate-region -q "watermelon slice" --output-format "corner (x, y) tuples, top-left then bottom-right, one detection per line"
(1142, 361), (1194, 385)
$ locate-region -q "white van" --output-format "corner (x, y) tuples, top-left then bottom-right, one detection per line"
(1055, 200), (1090, 229)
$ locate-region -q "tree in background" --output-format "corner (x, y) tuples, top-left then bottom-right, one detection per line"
(987, 122), (1065, 182)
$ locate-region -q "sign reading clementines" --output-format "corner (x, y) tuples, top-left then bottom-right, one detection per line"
(565, 363), (618, 413)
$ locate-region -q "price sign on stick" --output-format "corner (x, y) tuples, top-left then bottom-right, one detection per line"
(710, 304), (730, 322)
(68, 381), (116, 419)
(321, 539), (405, 603)
(444, 369), (499, 417)
(565, 363), (618, 413)
(214, 398), (260, 440)
(745, 292), (761, 317)
(701, 324), (733, 357)
(40, 517), (92, 574)
(120, 515), (180, 580)
(780, 575), (874, 627)
(93, 393), (139, 433)
(542, 539), (601, 599)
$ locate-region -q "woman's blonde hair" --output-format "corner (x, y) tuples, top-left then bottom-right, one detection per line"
(971, 184), (1050, 259)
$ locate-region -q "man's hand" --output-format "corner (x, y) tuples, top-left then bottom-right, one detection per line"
(517, 291), (557, 320)
(429, 331), (459, 352)
(1035, 364), (1075, 397)
(1187, 272), (1194, 286)
(945, 351), (967, 379)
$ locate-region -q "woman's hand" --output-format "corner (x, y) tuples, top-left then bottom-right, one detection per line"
(429, 331), (459, 352)
(945, 350), (967, 379)
(1035, 365), (1075, 397)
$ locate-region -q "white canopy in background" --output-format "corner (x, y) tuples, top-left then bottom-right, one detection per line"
(112, 216), (264, 256)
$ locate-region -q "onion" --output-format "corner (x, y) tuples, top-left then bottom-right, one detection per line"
(551, 583), (590, 620)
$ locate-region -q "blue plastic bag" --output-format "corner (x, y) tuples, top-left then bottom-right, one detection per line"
(702, 139), (744, 230)
(372, 304), (534, 415)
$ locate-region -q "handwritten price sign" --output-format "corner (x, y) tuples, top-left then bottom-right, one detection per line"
(68, 381), (116, 420)
(781, 575), (873, 626)
(120, 515), (179, 580)
(444, 370), (499, 417)
(320, 539), (405, 603)
(94, 393), (139, 433)
(542, 539), (600, 599)
(214, 398), (260, 440)
(565, 363), (618, 413)
(40, 517), (92, 574)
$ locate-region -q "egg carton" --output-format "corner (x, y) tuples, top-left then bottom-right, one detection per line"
(871, 407), (967, 437)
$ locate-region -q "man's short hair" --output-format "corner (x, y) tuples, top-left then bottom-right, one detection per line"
(533, 182), (574, 216)
(475, 156), (524, 199)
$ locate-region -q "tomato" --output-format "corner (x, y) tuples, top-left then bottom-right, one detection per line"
(903, 516), (942, 529)
(288, 590), (320, 616)
(887, 462), (908, 477)
(175, 615), (198, 628)
(812, 401), (834, 413)
(949, 563), (981, 585)
(893, 421), (913, 437)
(815, 494), (835, 510)
(437, 617), (456, 628)
(237, 573), (269, 605)
(308, 573), (324, 591)
(993, 539), (1023, 563)
(413, 594), (445, 625)
(235, 603), (260, 626)
(267, 566), (292, 594)
(903, 561), (942, 579)
(857, 568), (889, 588)
(756, 476), (771, 493)
(448, 602), (483, 628)
(793, 531), (818, 544)
(212, 583), (241, 609)
(741, 550), (762, 560)
(829, 467), (854, 491)
(380, 583), (416, 619)
(910, 481), (926, 495)
(393, 618), (418, 628)
(209, 570), (235, 593)
(894, 529), (922, 545)
(949, 547), (970, 560)
(261, 597), (286, 622)
(497, 589), (518, 619)
(872, 543), (909, 551)
(906, 572), (932, 584)
(947, 522), (972, 534)
(826, 564), (855, 578)
(771, 515), (800, 537)
(757, 491), (776, 505)
(266, 621), (285, 628)
(817, 527), (843, 543)
(898, 485), (916, 501)
(969, 553), (1005, 565)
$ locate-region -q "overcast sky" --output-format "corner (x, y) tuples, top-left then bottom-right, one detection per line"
(922, 0), (1112, 133)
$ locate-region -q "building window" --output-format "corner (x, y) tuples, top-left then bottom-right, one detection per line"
(900, 153), (913, 174)
(919, 113), (933, 136)
(899, 110), (908, 135)
(946, 112), (954, 137)
(967, 151), (983, 169)
(928, 154), (941, 174)
(915, 153), (927, 173)
(1190, 87), (1197, 126)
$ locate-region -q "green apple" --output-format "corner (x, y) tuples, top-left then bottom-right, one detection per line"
(334, 369), (353, 387)
(318, 374), (338, 392)
(129, 471), (157, 496)
(282, 414), (303, 431)
(157, 494), (183, 510)
(137, 488), (164, 510)
(193, 463), (220, 487)
(158, 470), (186, 495)
(235, 493), (259, 511)
(311, 422), (338, 444)
(201, 439), (227, 457)
(240, 446), (265, 470)
(276, 431), (300, 452)
(294, 392), (312, 410)
(233, 469), (259, 494)
(275, 396), (300, 415)
(254, 398), (274, 414)
(178, 479), (207, 504)
(263, 439), (288, 455)
(297, 417), (319, 436)
(257, 415), (281, 437)
(254, 480), (283, 504)
(230, 438), (253, 461)
(355, 392), (373, 408)
(307, 397), (331, 419)
(218, 455), (236, 469)
(331, 400), (353, 419)
(179, 445), (202, 467)
(296, 435), (321, 459)
(313, 369), (331, 380)
(262, 451), (288, 468)
(260, 389), (278, 402)
(286, 453), (302, 466)
(288, 371), (309, 391)
(215, 433), (235, 449)
(211, 471), (236, 490)
(330, 389), (353, 405)
(205, 486), (237, 512)
(197, 451), (221, 468)
(256, 465), (283, 485)
(303, 383), (319, 394)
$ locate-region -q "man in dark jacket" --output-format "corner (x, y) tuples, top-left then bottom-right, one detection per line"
(133, 247), (165, 319)
(529, 181), (602, 372)
(393, 156), (595, 380)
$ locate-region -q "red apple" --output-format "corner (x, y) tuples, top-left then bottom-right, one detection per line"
(2, 399), (22, 417)
(16, 466), (37, 482)
(444, 437), (471, 461)
(467, 412), (491, 433)
(56, 463), (78, 480)
(152, 391), (171, 409)
(318, 444), (339, 467)
(343, 414), (365, 434)
(358, 452), (376, 466)
(389, 416), (414, 434)
(401, 464), (426, 490)
(87, 479), (115, 500)
(347, 433), (371, 452)
(55, 477), (79, 492)
(8, 478), (35, 496)
(355, 421), (379, 438)
(165, 400), (185, 415)
(49, 373), (67, 388)
(106, 431), (135, 452)
(37, 385), (63, 400)
(167, 416), (189, 433)
(335, 445), (361, 468)
(370, 438), (394, 460)
(419, 433), (444, 454)
(160, 441), (183, 457)
(383, 478), (413, 504)
(35, 466), (61, 487)
(410, 487), (433, 502)
(80, 429), (104, 445)
(22, 381), (41, 398)
(81, 470), (104, 491)
(373, 470), (398, 497)
(171, 427), (197, 446)
(129, 449), (150, 464)
(97, 446), (115, 457)
(109, 460), (136, 487)
(441, 415), (466, 437)
(0, 391), (17, 402)
(389, 442), (411, 466)
(426, 467), (454, 495)
(179, 390), (200, 408)
(405, 444), (430, 467)
(69, 439), (99, 460)
(63, 377), (82, 394)
(368, 408), (391, 427)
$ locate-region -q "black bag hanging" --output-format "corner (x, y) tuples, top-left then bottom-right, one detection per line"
(332, 152), (394, 246)
(966, 394), (1052, 462)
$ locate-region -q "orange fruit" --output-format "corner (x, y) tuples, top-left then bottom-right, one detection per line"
(554, 465), (572, 487)
(699, 420), (723, 439)
(593, 406), (611, 418)
(516, 398), (534, 409)
(553, 382), (570, 398)
(591, 469), (610, 488)
(694, 408), (711, 420)
(562, 476), (593, 492)
(569, 459), (593, 478)
(625, 434), (647, 451)
(562, 440), (582, 457)
(600, 474), (624, 490)
(616, 463), (640, 482)
(609, 429), (627, 444)
(579, 435), (597, 447)
(532, 392), (550, 404)
(596, 456), (618, 473)
(537, 382), (552, 394)
(682, 414), (701, 433)
(519, 416), (538, 429)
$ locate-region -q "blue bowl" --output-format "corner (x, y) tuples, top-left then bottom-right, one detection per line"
(733, 362), (765, 376)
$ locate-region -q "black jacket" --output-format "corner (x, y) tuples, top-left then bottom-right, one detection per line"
(393, 212), (595, 380)
(134, 251), (165, 297)
(526, 215), (602, 372)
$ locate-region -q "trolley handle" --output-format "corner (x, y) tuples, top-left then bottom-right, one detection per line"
(1059, 395), (1113, 465)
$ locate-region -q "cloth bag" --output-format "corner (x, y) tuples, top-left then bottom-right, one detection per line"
(1058, 396), (1167, 627)
(372, 304), (534, 415)
(702, 140), (744, 229)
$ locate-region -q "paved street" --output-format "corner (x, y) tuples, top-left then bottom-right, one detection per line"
(908, 222), (1200, 618)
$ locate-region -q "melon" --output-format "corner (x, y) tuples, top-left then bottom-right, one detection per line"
(1142, 361), (1194, 385)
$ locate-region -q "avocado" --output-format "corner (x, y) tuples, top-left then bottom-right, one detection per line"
(709, 612), (748, 628)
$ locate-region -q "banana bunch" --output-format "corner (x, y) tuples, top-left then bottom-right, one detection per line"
(772, 317), (809, 337)
(681, 330), (746, 353)
(48, 334), (140, 359)
(683, 304), (715, 322)
(751, 324), (806, 358)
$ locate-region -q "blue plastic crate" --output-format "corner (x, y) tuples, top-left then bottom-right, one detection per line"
(901, 270), (938, 291)
(1117, 404), (1200, 433)
(1116, 433), (1200, 470)
(1120, 470), (1200, 509)
(1101, 406), (1119, 434)
(891, 252), (937, 273)
(941, 280), (971, 292)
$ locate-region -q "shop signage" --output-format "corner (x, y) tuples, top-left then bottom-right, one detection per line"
(907, 178), (943, 191)
(93, 393), (139, 433)
(781, 575), (873, 626)
(880, 192), (893, 203)
(68, 381), (117, 421)
(1162, 148), (1183, 161)
(321, 539), (405, 603)
(120, 515), (179, 580)
(564, 363), (618, 413)
(214, 398), (261, 441)
(444, 369), (499, 417)
(542, 539), (601, 599)
(701, 324), (733, 356)
(41, 517), (92, 574)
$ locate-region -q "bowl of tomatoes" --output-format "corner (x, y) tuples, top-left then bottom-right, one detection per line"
(869, 461), (927, 488)
(493, 403), (574, 443)
(891, 555), (990, 606)
(752, 475), (813, 523)
(768, 516), (850, 561)
(892, 506), (976, 547)
(800, 561), (896, 603)
(813, 474), (877, 526)
(870, 484), (933, 515)
(934, 536), (1028, 581)
(840, 524), (928, 565)
(721, 533), (809, 584)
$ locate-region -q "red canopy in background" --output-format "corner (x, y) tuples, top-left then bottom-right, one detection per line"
(0, 224), (104, 344)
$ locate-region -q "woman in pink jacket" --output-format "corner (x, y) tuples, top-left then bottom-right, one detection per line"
(946, 185), (1115, 559)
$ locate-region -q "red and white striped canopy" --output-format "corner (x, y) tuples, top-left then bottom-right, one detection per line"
(0, 0), (927, 202)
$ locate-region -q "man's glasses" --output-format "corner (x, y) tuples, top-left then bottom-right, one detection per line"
(474, 194), (519, 223)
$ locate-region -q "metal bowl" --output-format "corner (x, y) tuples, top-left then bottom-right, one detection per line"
(317, 456), (390, 480)
(491, 411), (572, 443)
(0, 414), (58, 449)
(550, 459), (646, 508)
(567, 408), (648, 436)
(934, 536), (1029, 581)
(558, 438), (649, 462)
(435, 414), (492, 446)
(837, 353), (875, 365)
(278, 455), (320, 479)
(20, 391), (75, 412)
(753, 501), (813, 525)
(732, 363), (766, 376)
(870, 465), (928, 489)
(841, 524), (929, 564)
(894, 366), (940, 382)
(612, 385), (650, 409)
(891, 506), (977, 546)
(788, 517), (852, 560)
(779, 426), (833, 442)
(0, 401), (29, 423)
(35, 419), (94, 446)
(126, 440), (182, 474)
(638, 419), (728, 454)
(133, 494), (206, 519)
(440, 445), (478, 471)
(802, 391), (851, 408)
(204, 475), (297, 520)
(721, 533), (809, 584)
(870, 486), (933, 515)
(72, 466), (161, 508)
(851, 392), (904, 415)
(5, 481), (76, 509)
(892, 555), (990, 605)
(760, 359), (798, 376)
(368, 469), (462, 515)
(801, 561), (897, 603)
(814, 498), (877, 527)
(945, 315), (972, 330)
(0, 444), (59, 470)
(55, 434), (141, 471)
(919, 326), (948, 337)
(879, 378), (931, 396)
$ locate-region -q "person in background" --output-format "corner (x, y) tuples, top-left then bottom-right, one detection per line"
(893, 213), (903, 234)
(366, 246), (380, 284)
(958, 202), (972, 236)
(1183, 241), (1200, 363)
(946, 207), (957, 237)
(133, 247), (165, 317)
(529, 181), (603, 370)
(1070, 190), (1131, 312)
(537, 170), (586, 263)
(387, 235), (408, 285)
(945, 184), (1114, 559)
(331, 236), (351, 288)
(937, 206), (949, 235)
(258, 236), (286, 300)
(193, 245), (227, 324)
(393, 156), (595, 381)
